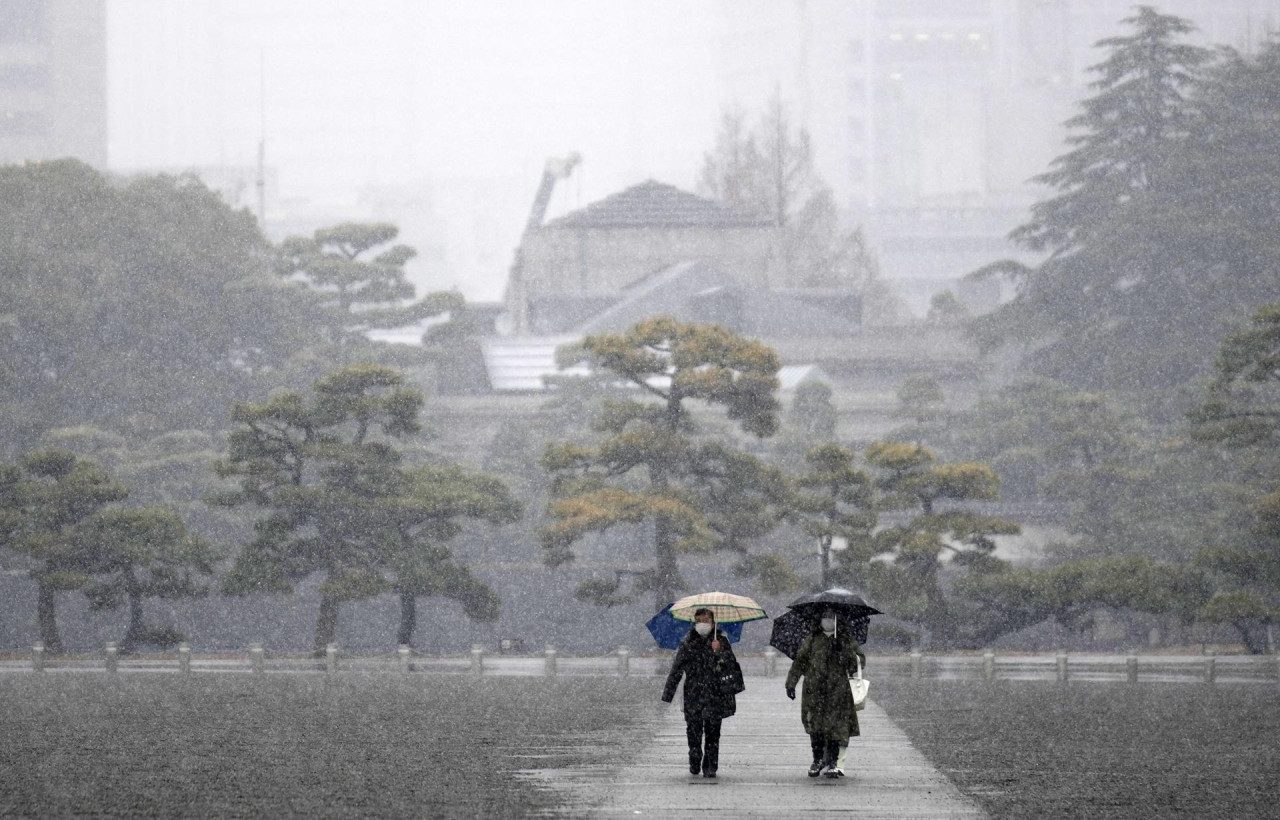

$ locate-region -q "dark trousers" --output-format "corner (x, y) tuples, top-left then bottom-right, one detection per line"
(810, 733), (840, 767)
(686, 717), (722, 773)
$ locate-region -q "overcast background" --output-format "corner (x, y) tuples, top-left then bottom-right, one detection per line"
(101, 1), (1280, 305)
(106, 1), (723, 300)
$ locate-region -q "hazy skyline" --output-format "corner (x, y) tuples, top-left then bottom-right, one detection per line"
(102, 1), (1280, 303)
(107, 3), (720, 206)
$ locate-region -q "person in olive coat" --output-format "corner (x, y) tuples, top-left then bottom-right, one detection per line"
(784, 608), (867, 778)
(661, 608), (743, 778)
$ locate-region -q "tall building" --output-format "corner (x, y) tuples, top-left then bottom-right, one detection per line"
(0, 0), (106, 167)
(712, 0), (1280, 315)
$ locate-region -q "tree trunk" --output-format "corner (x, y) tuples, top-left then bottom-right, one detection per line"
(397, 590), (417, 647)
(120, 569), (144, 654)
(651, 440), (679, 614)
(36, 581), (63, 654)
(314, 591), (341, 655)
(654, 513), (679, 616)
(923, 577), (949, 643)
(820, 535), (832, 588)
(1236, 621), (1268, 655)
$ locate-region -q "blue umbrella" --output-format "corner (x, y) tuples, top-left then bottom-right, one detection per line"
(646, 604), (744, 650)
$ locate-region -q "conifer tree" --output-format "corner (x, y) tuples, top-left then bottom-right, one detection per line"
(970, 7), (1216, 389)
(78, 508), (217, 652)
(540, 318), (781, 612)
(274, 223), (463, 374)
(0, 451), (128, 653)
(789, 444), (876, 589)
(864, 442), (1019, 641)
(216, 364), (517, 651)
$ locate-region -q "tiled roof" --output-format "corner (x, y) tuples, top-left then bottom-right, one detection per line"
(543, 180), (771, 230)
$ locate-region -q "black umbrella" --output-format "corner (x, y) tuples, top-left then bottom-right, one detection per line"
(786, 587), (882, 621)
(769, 609), (872, 659)
(768, 610), (814, 660)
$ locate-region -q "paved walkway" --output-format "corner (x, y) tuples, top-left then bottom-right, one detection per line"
(530, 681), (988, 819)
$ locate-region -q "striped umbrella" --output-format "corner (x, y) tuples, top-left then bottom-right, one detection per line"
(669, 591), (768, 624)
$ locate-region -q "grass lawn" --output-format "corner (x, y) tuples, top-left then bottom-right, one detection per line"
(872, 679), (1280, 819)
(0, 673), (660, 818)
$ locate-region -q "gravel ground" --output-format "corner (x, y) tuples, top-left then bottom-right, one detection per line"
(872, 679), (1280, 819)
(0, 674), (661, 819)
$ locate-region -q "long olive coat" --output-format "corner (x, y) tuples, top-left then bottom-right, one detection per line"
(784, 631), (866, 740)
(661, 628), (741, 721)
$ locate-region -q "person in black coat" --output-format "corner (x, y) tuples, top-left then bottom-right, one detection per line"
(661, 608), (744, 778)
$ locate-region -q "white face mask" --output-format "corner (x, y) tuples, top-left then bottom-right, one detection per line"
(820, 618), (836, 634)
(695, 622), (713, 637)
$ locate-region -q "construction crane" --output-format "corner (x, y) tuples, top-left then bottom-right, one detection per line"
(523, 152), (581, 234)
(505, 152), (581, 334)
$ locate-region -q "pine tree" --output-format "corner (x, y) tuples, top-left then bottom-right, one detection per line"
(216, 364), (517, 651)
(789, 444), (876, 589)
(387, 464), (520, 648)
(0, 451), (128, 653)
(864, 442), (1018, 643)
(78, 508), (217, 652)
(274, 222), (463, 371)
(540, 318), (781, 612)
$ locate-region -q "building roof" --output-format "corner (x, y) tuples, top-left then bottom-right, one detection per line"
(543, 180), (771, 230)
(575, 261), (727, 335)
(777, 364), (833, 391)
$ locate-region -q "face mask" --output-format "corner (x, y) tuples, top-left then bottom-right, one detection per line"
(695, 622), (713, 637)
(820, 618), (836, 634)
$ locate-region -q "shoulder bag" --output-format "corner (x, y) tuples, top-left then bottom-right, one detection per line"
(850, 655), (869, 710)
(718, 652), (746, 696)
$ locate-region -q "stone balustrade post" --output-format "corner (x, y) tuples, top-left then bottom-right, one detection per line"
(104, 642), (118, 674)
(31, 644), (44, 674)
(325, 643), (338, 674)
(983, 649), (995, 682)
(249, 642), (265, 674)
(397, 644), (411, 674)
(470, 644), (484, 676)
(910, 649), (922, 680)
(1203, 656), (1216, 685)
(1126, 653), (1138, 684)
(543, 645), (557, 677)
(1056, 650), (1068, 683)
(178, 642), (191, 675)
(616, 646), (630, 678)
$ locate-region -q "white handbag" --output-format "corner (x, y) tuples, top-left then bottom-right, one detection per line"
(850, 655), (869, 711)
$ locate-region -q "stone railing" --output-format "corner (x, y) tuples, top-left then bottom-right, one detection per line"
(5, 645), (1278, 686)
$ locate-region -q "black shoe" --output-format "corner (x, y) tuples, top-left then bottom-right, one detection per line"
(690, 762), (701, 775)
(808, 761), (823, 778)
(822, 764), (840, 779)
(703, 771), (717, 778)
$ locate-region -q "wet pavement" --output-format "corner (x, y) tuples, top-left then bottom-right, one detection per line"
(525, 680), (988, 819)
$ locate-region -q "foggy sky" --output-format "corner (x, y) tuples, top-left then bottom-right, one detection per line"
(103, 1), (1280, 303)
(106, 2), (721, 233)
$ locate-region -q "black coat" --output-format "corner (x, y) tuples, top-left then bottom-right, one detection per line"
(661, 628), (741, 721)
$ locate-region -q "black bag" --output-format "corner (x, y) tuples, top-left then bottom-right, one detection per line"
(718, 657), (745, 696)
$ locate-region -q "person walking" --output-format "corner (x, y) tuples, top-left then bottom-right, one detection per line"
(784, 607), (866, 778)
(661, 608), (744, 778)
